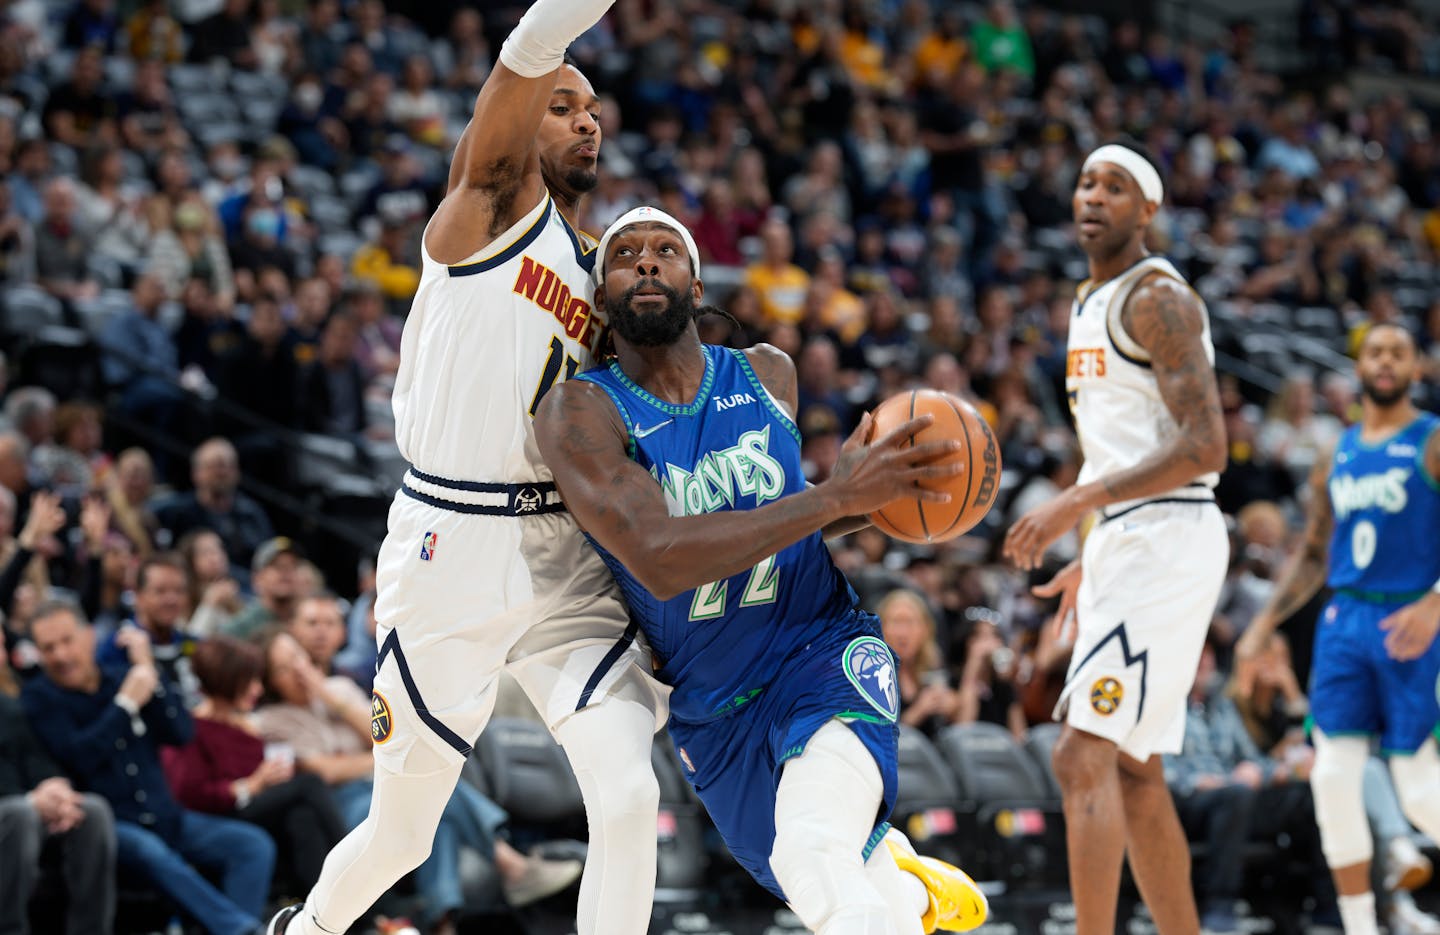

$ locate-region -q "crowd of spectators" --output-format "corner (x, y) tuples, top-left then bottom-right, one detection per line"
(2, 0), (1440, 932)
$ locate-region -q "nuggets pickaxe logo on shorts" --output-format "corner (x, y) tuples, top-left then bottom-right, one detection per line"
(1090, 677), (1123, 716)
(371, 692), (394, 744)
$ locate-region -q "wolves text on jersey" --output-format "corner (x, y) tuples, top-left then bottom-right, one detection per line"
(1330, 467), (1411, 521)
(653, 426), (787, 516)
(512, 255), (605, 357)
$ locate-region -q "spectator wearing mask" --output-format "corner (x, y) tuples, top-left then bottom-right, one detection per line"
(21, 601), (275, 935)
(162, 636), (345, 896)
(0, 645), (116, 935)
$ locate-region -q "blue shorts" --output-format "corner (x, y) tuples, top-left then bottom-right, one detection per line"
(1310, 592), (1440, 755)
(667, 623), (901, 902)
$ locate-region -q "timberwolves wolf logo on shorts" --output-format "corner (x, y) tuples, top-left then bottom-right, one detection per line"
(1090, 677), (1123, 716)
(843, 636), (899, 722)
(419, 531), (438, 562)
(370, 692), (394, 743)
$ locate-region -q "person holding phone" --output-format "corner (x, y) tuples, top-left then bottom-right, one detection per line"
(162, 636), (345, 895)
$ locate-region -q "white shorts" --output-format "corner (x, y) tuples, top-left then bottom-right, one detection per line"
(1056, 498), (1228, 761)
(368, 479), (669, 772)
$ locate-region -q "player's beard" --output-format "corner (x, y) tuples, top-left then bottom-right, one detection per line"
(1360, 373), (1411, 407)
(606, 280), (695, 347)
(563, 165), (598, 193)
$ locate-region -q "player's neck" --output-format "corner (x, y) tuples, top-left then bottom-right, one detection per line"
(551, 190), (584, 229)
(615, 331), (707, 406)
(1087, 241), (1149, 283)
(1360, 398), (1418, 440)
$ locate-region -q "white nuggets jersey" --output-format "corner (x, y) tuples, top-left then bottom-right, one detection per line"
(394, 192), (603, 483)
(1066, 256), (1219, 507)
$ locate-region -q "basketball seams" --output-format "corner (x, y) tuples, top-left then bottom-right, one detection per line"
(927, 394), (976, 541)
(909, 389), (932, 541)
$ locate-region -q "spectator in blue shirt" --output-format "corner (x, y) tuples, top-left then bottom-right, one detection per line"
(21, 600), (275, 935)
(152, 438), (275, 573)
(97, 273), (185, 434)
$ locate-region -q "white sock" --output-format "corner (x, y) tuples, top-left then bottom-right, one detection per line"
(1338, 892), (1379, 935)
(900, 870), (930, 918)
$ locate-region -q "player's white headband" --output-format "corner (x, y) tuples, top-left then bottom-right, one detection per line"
(1082, 144), (1164, 205)
(593, 205), (702, 286)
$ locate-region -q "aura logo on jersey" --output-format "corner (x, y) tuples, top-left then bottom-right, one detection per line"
(654, 426), (786, 515)
(1330, 467), (1411, 520)
(843, 636), (899, 722)
(370, 692), (394, 744)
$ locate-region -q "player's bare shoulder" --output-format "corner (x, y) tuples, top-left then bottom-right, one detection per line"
(742, 343), (799, 418)
(533, 378), (629, 465)
(1121, 272), (1206, 358)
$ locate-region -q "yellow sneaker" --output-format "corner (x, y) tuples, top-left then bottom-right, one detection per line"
(884, 830), (989, 933)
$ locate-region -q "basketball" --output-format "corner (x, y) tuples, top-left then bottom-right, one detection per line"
(867, 389), (1002, 544)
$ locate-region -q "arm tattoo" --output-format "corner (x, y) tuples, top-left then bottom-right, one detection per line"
(1264, 455), (1335, 623)
(1099, 276), (1226, 503)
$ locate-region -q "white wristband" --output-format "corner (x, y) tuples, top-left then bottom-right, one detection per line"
(114, 695), (147, 736)
(1431, 577), (1440, 595)
(498, 0), (615, 78)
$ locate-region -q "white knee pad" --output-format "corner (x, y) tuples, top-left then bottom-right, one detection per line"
(1311, 730), (1374, 868)
(1390, 739), (1440, 842)
(770, 722), (899, 934)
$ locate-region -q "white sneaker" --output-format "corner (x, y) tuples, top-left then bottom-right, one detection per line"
(1389, 894), (1440, 935)
(1386, 836), (1433, 892)
(502, 855), (583, 907)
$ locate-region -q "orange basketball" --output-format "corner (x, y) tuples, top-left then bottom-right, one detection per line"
(866, 389), (1002, 544)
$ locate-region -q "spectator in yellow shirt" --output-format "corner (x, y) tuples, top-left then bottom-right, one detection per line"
(744, 217), (811, 326)
(351, 221), (420, 303)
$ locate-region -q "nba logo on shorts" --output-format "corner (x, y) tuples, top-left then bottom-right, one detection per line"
(419, 532), (438, 562)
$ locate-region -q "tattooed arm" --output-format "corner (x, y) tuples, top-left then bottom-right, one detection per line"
(1004, 273), (1227, 569)
(534, 377), (960, 600)
(1091, 273), (1228, 502)
(743, 343), (870, 540)
(1236, 448), (1334, 660)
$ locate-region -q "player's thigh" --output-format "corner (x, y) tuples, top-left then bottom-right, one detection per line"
(1377, 619), (1440, 754)
(506, 515), (668, 732)
(1309, 598), (1383, 740)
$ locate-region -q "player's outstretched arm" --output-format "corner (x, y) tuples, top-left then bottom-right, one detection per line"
(426, 0), (615, 264)
(1236, 448), (1335, 660)
(534, 381), (963, 601)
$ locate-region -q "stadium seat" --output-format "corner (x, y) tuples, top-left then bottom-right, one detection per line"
(892, 724), (970, 869)
(1022, 722), (1064, 800)
(474, 717), (585, 831)
(935, 723), (1066, 888)
(2, 285), (63, 337)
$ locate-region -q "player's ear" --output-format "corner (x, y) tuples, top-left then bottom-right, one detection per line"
(593, 283), (607, 309)
(690, 276), (704, 306)
(1140, 199), (1158, 227)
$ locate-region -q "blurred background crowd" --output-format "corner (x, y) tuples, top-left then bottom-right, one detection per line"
(1, 0), (1439, 932)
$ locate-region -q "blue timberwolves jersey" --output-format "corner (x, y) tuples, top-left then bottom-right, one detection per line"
(578, 344), (861, 724)
(1327, 413), (1440, 594)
